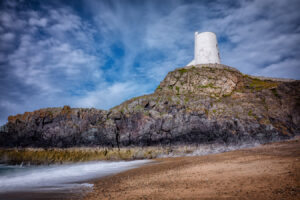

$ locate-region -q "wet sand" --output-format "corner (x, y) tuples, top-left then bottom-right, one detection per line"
(0, 190), (85, 200)
(86, 137), (300, 200)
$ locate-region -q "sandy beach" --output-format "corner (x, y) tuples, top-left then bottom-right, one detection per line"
(85, 137), (300, 200)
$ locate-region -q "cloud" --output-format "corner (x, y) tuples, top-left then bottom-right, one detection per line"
(255, 58), (300, 79)
(76, 81), (151, 109)
(0, 1), (105, 124)
(0, 0), (299, 125)
(201, 0), (300, 76)
(28, 17), (47, 27)
(1, 32), (15, 41)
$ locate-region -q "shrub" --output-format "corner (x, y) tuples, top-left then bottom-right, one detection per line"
(175, 86), (180, 94)
(271, 88), (280, 97)
(178, 68), (188, 75)
(248, 79), (277, 91)
(248, 110), (253, 116)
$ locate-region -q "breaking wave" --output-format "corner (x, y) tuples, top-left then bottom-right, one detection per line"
(0, 160), (150, 193)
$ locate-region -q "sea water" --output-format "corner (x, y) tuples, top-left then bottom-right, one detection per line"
(0, 160), (150, 200)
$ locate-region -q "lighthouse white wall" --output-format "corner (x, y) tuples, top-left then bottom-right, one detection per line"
(188, 32), (220, 66)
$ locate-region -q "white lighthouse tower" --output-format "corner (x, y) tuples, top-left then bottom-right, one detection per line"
(188, 32), (221, 66)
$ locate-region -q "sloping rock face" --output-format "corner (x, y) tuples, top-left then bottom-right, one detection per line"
(1, 106), (114, 147)
(1, 64), (299, 147)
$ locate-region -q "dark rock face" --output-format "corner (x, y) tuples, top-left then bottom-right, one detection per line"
(1, 64), (299, 147)
(1, 106), (113, 147)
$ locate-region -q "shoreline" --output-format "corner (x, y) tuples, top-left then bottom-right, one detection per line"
(0, 160), (151, 200)
(0, 141), (264, 165)
(0, 137), (299, 199)
(85, 137), (300, 200)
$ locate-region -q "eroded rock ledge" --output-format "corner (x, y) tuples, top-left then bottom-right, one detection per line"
(1, 64), (299, 148)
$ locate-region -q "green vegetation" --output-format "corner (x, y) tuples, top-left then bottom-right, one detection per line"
(202, 66), (216, 72)
(261, 97), (268, 111)
(248, 78), (278, 91)
(247, 109), (257, 120)
(143, 110), (150, 116)
(46, 110), (53, 117)
(248, 110), (253, 116)
(168, 85), (173, 89)
(212, 109), (217, 113)
(175, 86), (180, 94)
(184, 97), (189, 103)
(208, 83), (219, 89)
(234, 88), (244, 93)
(120, 108), (125, 114)
(222, 93), (232, 98)
(271, 88), (280, 97)
(178, 68), (188, 75)
(222, 67), (238, 73)
(156, 85), (162, 90)
(198, 83), (219, 89)
(213, 93), (220, 98)
(134, 105), (144, 111)
(198, 85), (209, 89)
(204, 109), (209, 116)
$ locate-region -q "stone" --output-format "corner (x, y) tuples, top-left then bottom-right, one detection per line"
(0, 64), (299, 148)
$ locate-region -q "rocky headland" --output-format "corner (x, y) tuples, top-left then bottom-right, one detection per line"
(0, 64), (299, 162)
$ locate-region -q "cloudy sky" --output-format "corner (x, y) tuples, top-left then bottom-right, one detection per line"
(0, 0), (300, 125)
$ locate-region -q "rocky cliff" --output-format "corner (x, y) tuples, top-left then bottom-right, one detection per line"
(1, 64), (299, 148)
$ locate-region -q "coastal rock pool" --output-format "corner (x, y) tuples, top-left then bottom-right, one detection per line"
(0, 160), (150, 200)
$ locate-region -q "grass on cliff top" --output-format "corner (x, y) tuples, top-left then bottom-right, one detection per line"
(110, 94), (156, 112)
(249, 79), (277, 90)
(178, 68), (188, 75)
(243, 75), (278, 91)
(7, 105), (97, 123)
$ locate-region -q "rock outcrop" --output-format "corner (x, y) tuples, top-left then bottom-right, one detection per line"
(1, 64), (299, 147)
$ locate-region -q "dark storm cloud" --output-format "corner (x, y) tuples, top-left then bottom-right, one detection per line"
(0, 0), (299, 125)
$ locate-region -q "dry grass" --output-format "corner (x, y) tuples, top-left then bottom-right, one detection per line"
(0, 144), (224, 165)
(0, 146), (177, 165)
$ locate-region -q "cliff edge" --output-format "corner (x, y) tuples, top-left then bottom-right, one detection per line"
(1, 64), (299, 147)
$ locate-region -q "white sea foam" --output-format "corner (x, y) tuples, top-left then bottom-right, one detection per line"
(157, 142), (262, 158)
(186, 142), (262, 157)
(0, 160), (150, 192)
